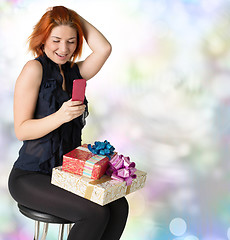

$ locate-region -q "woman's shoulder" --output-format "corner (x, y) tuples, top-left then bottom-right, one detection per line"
(18, 60), (43, 87)
(22, 60), (43, 77)
(24, 59), (42, 71)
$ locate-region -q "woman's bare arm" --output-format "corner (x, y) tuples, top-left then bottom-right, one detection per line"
(14, 60), (85, 141)
(77, 15), (112, 80)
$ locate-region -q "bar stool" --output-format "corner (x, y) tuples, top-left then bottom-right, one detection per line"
(18, 204), (74, 240)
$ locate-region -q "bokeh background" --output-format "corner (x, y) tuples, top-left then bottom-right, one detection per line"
(1, 0), (230, 239)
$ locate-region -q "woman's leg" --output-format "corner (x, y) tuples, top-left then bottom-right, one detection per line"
(100, 197), (129, 240)
(8, 168), (110, 240)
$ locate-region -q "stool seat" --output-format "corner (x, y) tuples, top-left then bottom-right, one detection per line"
(17, 203), (73, 240)
(18, 204), (72, 224)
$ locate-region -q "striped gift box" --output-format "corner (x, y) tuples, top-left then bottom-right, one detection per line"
(62, 144), (116, 180)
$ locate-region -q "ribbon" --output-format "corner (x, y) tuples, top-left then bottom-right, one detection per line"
(106, 154), (137, 186)
(84, 175), (112, 200)
(84, 174), (131, 202)
(77, 146), (106, 178)
(88, 140), (115, 160)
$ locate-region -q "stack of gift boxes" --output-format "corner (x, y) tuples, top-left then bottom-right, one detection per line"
(51, 140), (147, 206)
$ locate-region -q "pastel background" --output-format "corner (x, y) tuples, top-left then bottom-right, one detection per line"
(1, 0), (230, 239)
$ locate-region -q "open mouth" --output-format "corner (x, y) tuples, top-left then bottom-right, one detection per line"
(56, 52), (68, 58)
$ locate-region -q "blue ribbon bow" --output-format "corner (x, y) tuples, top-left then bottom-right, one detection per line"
(88, 140), (115, 160)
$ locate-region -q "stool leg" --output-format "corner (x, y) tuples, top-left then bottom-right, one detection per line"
(34, 221), (40, 240)
(67, 224), (73, 236)
(58, 224), (65, 240)
(40, 223), (49, 240)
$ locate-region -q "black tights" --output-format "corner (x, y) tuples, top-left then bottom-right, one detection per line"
(8, 168), (129, 240)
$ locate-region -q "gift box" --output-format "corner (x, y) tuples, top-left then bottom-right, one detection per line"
(62, 144), (116, 180)
(51, 166), (147, 206)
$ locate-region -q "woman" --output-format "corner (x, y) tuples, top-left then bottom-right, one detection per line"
(8, 6), (129, 240)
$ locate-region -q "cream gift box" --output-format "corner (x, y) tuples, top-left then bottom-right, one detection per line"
(51, 166), (147, 206)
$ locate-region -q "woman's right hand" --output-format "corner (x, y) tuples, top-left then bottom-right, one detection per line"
(14, 60), (86, 141)
(56, 99), (86, 124)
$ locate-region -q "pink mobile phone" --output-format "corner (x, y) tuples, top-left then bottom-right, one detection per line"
(72, 79), (86, 102)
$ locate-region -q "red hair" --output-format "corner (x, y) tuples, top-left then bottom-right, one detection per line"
(28, 6), (83, 66)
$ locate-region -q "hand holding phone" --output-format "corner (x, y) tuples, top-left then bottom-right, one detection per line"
(72, 79), (86, 102)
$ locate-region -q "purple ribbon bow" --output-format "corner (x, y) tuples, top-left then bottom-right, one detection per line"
(106, 154), (137, 186)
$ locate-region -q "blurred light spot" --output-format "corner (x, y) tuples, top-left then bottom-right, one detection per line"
(127, 190), (146, 217)
(201, 0), (222, 12)
(208, 37), (225, 55)
(177, 143), (190, 157)
(227, 227), (230, 240)
(182, 0), (199, 3)
(203, 236), (225, 240)
(185, 235), (199, 240)
(169, 217), (187, 236)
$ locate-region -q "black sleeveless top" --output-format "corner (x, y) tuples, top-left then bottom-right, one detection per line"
(13, 53), (88, 174)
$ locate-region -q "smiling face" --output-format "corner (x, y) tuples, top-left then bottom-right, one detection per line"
(44, 25), (77, 65)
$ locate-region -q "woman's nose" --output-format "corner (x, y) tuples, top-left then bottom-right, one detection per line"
(59, 42), (68, 53)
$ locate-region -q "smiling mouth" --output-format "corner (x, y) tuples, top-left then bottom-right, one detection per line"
(56, 53), (68, 58)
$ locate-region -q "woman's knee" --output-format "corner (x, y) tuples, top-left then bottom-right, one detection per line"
(119, 197), (129, 218)
(112, 197), (129, 216)
(83, 204), (110, 226)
